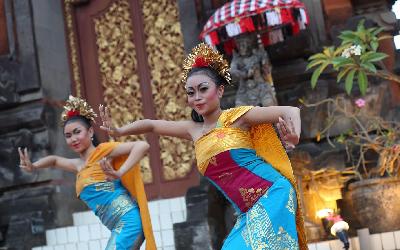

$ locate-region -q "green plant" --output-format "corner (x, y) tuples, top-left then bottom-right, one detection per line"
(303, 97), (400, 179)
(307, 20), (398, 95)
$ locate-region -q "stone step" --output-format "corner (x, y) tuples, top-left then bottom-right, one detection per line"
(33, 196), (187, 250)
(32, 239), (110, 250)
(32, 243), (177, 250)
(34, 228), (400, 250)
(45, 225), (110, 245)
(72, 211), (100, 227)
(72, 197), (186, 226)
(306, 231), (400, 250)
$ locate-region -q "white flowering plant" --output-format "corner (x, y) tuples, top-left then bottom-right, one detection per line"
(306, 20), (398, 95)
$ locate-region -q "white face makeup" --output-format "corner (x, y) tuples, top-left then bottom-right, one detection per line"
(185, 74), (223, 116)
(64, 121), (93, 153)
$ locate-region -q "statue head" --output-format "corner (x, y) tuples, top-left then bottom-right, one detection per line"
(247, 79), (257, 89)
(234, 35), (256, 57)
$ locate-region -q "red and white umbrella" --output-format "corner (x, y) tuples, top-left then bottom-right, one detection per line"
(200, 0), (308, 46)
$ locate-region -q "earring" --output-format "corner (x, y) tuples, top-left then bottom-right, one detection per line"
(91, 137), (94, 141)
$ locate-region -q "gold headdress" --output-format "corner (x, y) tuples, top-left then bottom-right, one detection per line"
(181, 43), (231, 85)
(61, 95), (97, 124)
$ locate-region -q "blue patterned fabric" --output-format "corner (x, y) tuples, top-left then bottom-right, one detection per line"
(200, 147), (300, 249)
(222, 177), (299, 250)
(80, 180), (144, 250)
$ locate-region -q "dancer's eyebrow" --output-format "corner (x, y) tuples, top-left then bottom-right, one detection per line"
(185, 81), (210, 90)
(198, 82), (210, 87)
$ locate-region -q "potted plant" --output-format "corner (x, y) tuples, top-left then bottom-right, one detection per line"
(305, 20), (400, 233)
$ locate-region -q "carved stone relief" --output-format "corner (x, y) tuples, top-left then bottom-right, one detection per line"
(0, 129), (33, 187)
(0, 128), (49, 188)
(0, 66), (19, 106)
(0, 0), (82, 248)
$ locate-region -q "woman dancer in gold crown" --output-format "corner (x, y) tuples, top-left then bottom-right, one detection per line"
(18, 96), (156, 250)
(99, 43), (308, 250)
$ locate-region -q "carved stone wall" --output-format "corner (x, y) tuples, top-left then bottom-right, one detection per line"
(0, 0), (46, 188)
(0, 0), (85, 249)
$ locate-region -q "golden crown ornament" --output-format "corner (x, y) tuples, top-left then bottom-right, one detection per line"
(181, 43), (231, 85)
(61, 95), (97, 124)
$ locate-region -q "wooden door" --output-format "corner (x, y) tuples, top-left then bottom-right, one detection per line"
(63, 0), (199, 199)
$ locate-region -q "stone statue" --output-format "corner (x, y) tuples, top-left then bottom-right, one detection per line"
(230, 36), (277, 107)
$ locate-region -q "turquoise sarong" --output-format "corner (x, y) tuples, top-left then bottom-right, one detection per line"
(80, 180), (144, 250)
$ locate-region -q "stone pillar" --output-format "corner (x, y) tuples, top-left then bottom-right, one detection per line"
(357, 228), (371, 250)
(321, 0), (353, 31)
(380, 32), (400, 105)
(302, 0), (328, 47)
(174, 178), (235, 250)
(177, 0), (202, 53)
(0, 0), (86, 249)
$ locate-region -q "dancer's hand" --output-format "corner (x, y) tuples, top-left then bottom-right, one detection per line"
(18, 147), (35, 172)
(99, 157), (122, 181)
(99, 104), (122, 137)
(276, 117), (299, 151)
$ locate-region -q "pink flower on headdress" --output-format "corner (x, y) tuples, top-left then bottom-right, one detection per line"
(355, 98), (366, 108)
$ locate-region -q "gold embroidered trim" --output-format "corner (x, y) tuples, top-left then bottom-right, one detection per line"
(239, 187), (268, 208)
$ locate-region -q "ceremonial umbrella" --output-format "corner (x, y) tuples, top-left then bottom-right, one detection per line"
(200, 0), (308, 47)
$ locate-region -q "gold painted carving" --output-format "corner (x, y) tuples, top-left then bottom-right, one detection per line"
(63, 1), (82, 97)
(141, 0), (194, 180)
(94, 0), (152, 183)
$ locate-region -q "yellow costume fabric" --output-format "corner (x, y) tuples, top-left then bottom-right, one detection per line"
(195, 106), (308, 250)
(195, 127), (253, 174)
(76, 142), (156, 250)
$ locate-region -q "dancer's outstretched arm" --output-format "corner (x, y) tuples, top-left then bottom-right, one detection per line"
(100, 141), (150, 180)
(18, 147), (78, 173)
(242, 106), (301, 145)
(99, 105), (194, 140)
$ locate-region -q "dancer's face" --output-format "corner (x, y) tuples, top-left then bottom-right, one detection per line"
(185, 73), (224, 116)
(64, 121), (94, 154)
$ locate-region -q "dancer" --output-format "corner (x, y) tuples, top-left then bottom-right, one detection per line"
(100, 43), (307, 250)
(18, 96), (156, 250)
